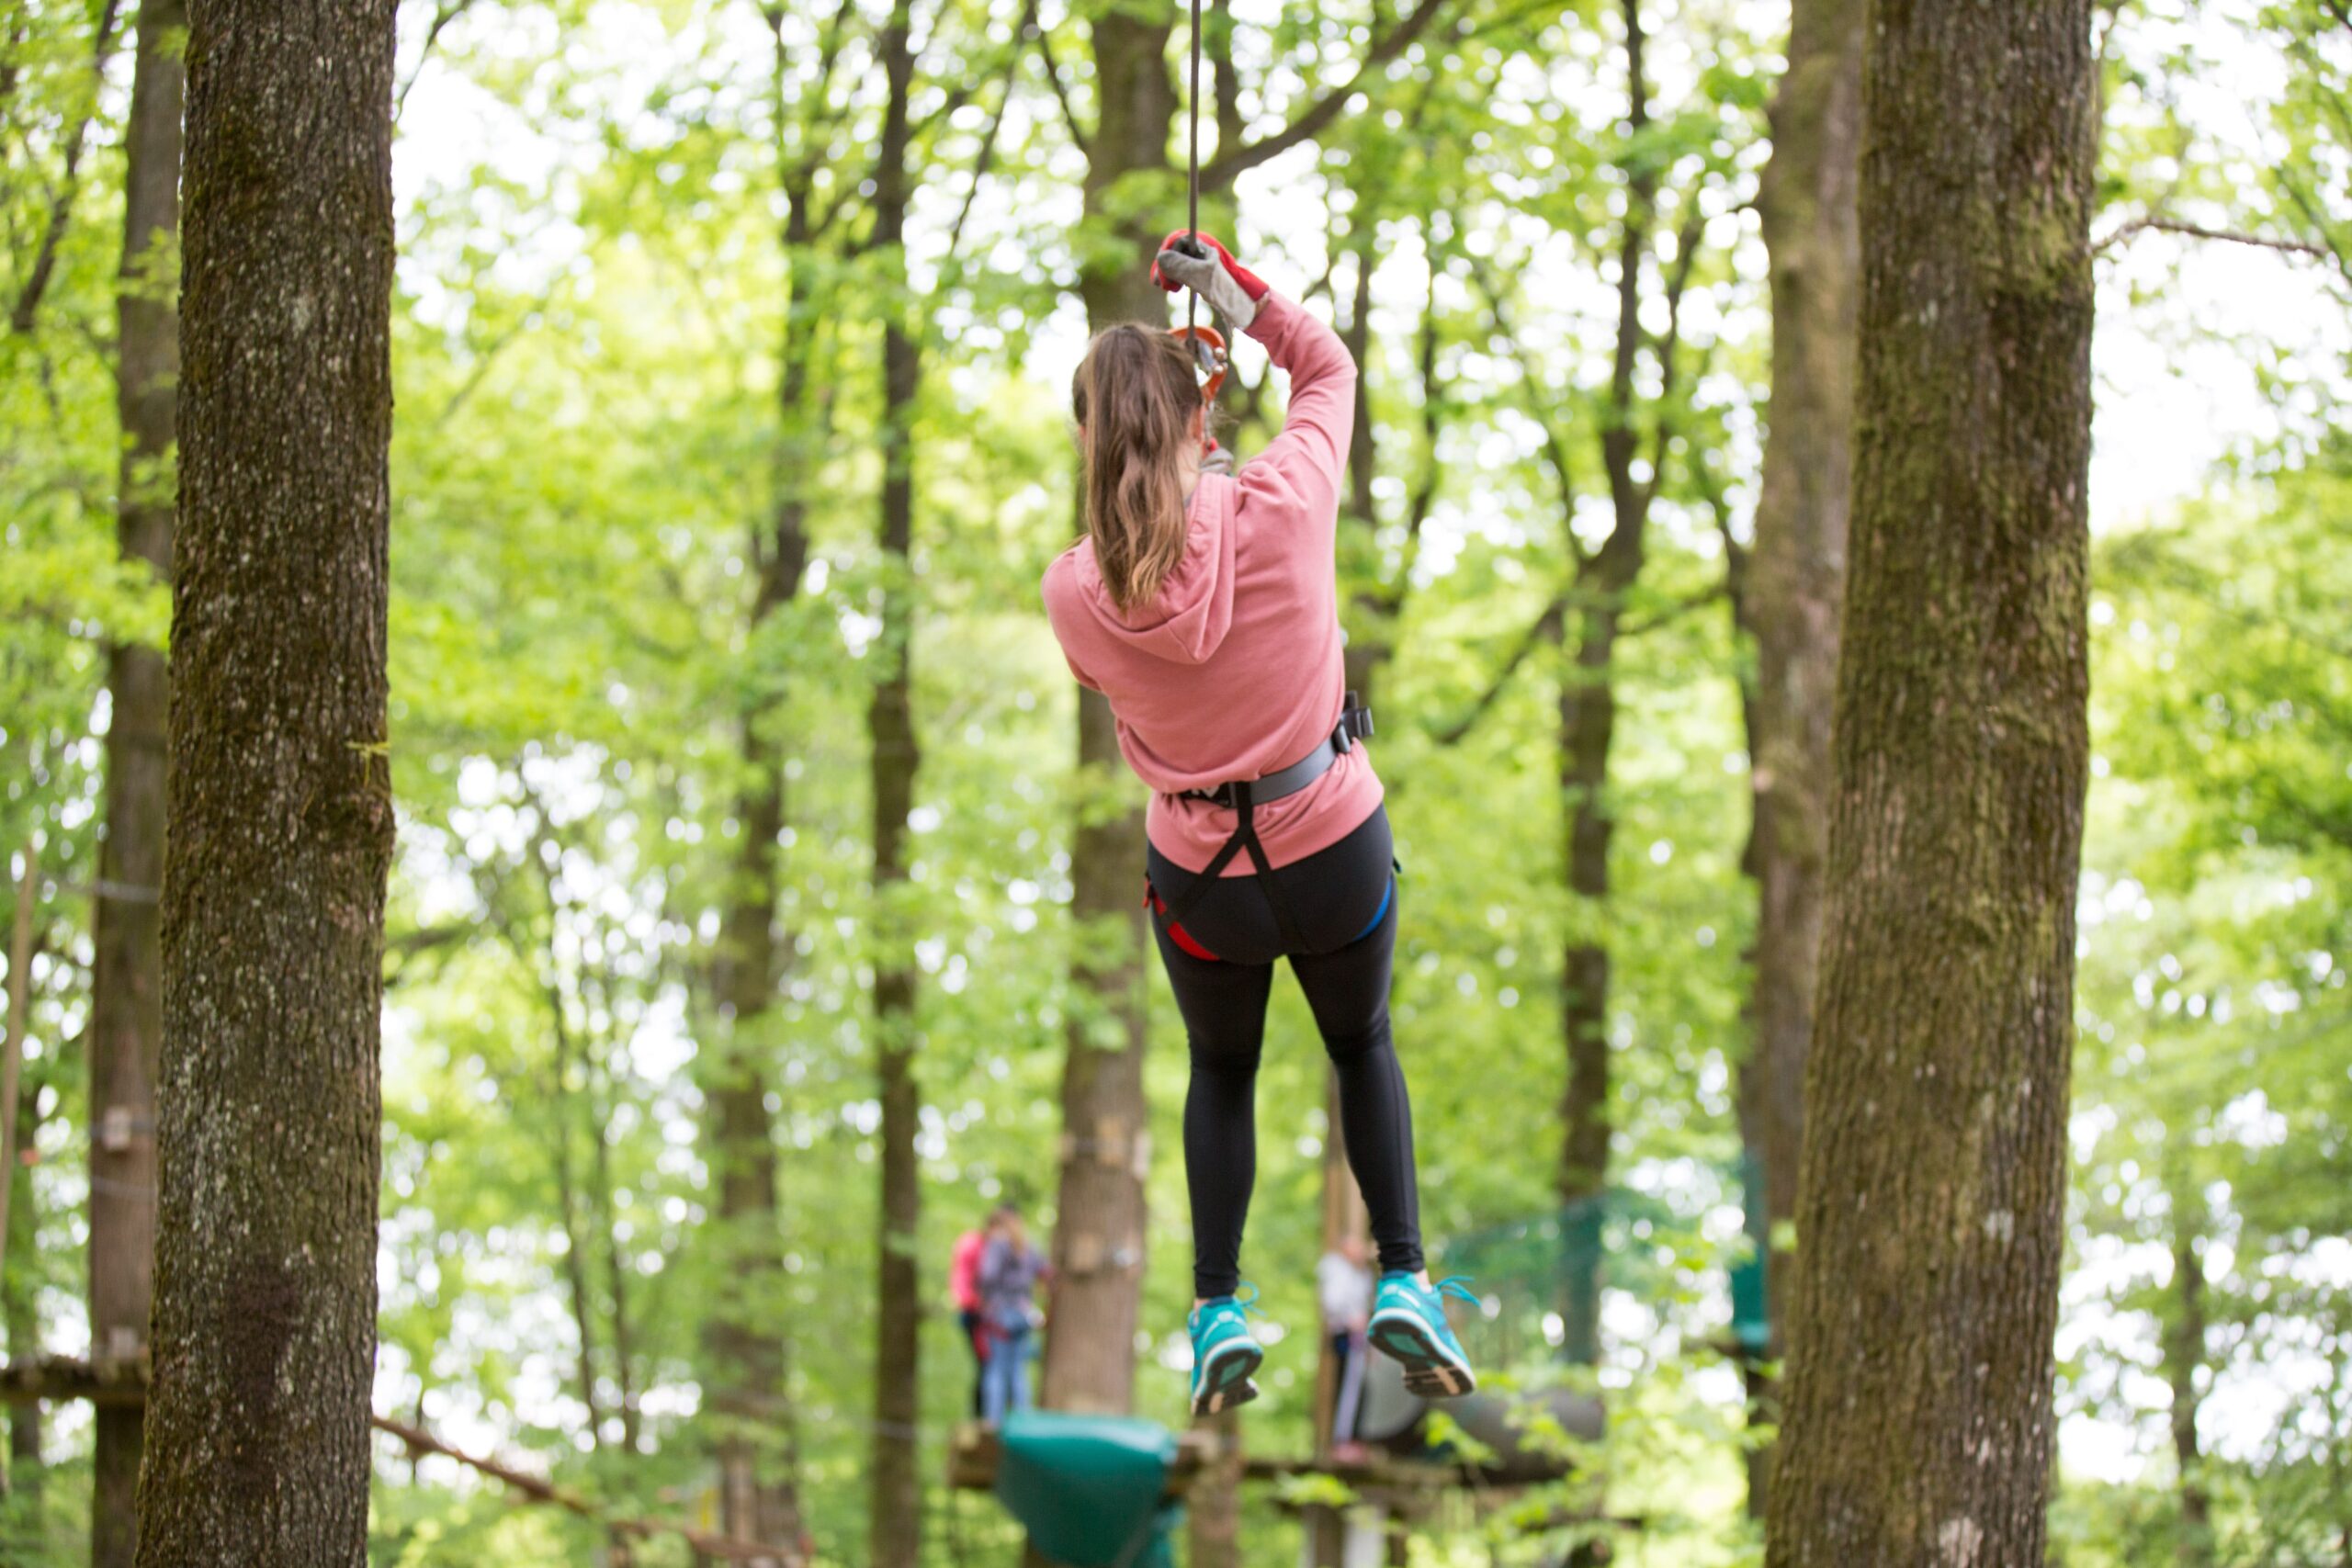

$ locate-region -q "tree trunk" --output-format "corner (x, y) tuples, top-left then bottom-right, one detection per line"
(2167, 1209), (2211, 1568)
(1552, 0), (1660, 1369)
(1555, 597), (1623, 1369)
(1, 846), (34, 1277)
(1761, 1), (2095, 1561)
(2, 852), (40, 1503)
(865, 3), (924, 1562)
(1735, 0), (1862, 1517)
(695, 21), (825, 1554)
(1036, 4), (1173, 1425)
(1187, 1412), (1242, 1568)
(136, 2), (397, 1562)
(87, 5), (182, 1560)
(5, 1080), (40, 1499)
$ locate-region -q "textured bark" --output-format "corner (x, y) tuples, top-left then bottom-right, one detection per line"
(1734, 0), (1861, 1517)
(136, 1), (398, 1561)
(1035, 5), (1171, 1426)
(85, 5), (181, 1559)
(1762, 1), (2094, 1562)
(865, 3), (924, 1562)
(2167, 1211), (2211, 1568)
(1187, 1412), (1242, 1568)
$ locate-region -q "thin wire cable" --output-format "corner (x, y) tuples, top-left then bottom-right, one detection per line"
(1186, 0), (1202, 342)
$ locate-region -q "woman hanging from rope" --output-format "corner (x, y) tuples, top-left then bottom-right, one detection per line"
(1041, 231), (1478, 1416)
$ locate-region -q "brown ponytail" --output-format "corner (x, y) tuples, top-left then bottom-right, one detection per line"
(1072, 324), (1209, 610)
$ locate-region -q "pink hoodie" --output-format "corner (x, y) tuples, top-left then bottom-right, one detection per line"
(1042, 291), (1382, 876)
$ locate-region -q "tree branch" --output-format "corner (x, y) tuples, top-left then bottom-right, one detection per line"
(7, 0), (126, 335)
(395, 0), (480, 122)
(1198, 0), (1451, 189)
(1616, 580), (1725, 638)
(1471, 263), (1583, 564)
(373, 1413), (800, 1564)
(1635, 202), (1708, 512)
(1035, 15), (1090, 159)
(2093, 214), (2334, 261)
(1433, 592), (1565, 746)
(776, 0), (860, 226)
(943, 0), (1040, 272)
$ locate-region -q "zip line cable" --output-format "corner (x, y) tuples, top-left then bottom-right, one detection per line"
(1186, 0), (1204, 344)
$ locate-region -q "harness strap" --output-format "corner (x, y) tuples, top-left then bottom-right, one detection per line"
(1153, 696), (1374, 959)
(1158, 780), (1312, 954)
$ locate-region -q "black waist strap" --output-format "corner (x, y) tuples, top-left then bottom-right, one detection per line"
(1181, 694), (1374, 811)
(1159, 694), (1374, 952)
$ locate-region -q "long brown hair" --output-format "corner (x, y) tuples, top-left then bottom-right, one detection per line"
(1072, 324), (1208, 610)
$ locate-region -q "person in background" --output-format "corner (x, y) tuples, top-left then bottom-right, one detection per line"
(949, 1212), (998, 1420)
(1318, 1234), (1374, 1461)
(978, 1205), (1048, 1425)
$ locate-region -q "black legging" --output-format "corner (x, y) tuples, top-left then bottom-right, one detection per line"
(1147, 805), (1423, 1299)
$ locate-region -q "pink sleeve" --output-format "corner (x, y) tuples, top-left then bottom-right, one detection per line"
(1040, 556), (1103, 692)
(1238, 291), (1357, 539)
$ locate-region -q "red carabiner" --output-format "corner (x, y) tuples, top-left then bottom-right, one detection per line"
(1170, 322), (1227, 408)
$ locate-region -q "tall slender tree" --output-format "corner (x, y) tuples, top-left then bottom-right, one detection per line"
(85, 3), (182, 1561)
(1731, 0), (1862, 1515)
(1034, 0), (1177, 1421)
(690, 3), (857, 1550)
(1452, 0), (1711, 1364)
(134, 1), (398, 1561)
(1764, 0), (2096, 1561)
(865, 0), (924, 1557)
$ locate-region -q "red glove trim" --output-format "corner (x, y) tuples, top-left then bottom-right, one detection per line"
(1150, 230), (1271, 302)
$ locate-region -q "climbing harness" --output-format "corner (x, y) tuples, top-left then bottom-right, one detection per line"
(1146, 694), (1375, 960)
(1141, 0), (1381, 963)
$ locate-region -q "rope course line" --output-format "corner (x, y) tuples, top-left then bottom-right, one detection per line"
(1187, 0), (1203, 344)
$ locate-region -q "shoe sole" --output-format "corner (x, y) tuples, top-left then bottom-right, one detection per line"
(1368, 1311), (1477, 1399)
(1191, 1340), (1263, 1416)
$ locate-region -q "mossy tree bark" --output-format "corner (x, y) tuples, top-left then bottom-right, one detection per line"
(1762, 1), (2095, 1562)
(1733, 0), (1861, 1518)
(86, 4), (182, 1560)
(135, 1), (398, 1562)
(865, 3), (924, 1562)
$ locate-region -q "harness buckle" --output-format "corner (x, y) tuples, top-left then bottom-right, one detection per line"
(1333, 690), (1374, 753)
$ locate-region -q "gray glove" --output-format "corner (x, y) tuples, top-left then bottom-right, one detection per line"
(1153, 231), (1267, 330)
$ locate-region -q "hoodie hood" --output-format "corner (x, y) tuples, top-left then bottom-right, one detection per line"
(1067, 477), (1237, 665)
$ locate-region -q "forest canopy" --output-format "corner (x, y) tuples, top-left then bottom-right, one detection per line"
(1, 0), (2346, 1564)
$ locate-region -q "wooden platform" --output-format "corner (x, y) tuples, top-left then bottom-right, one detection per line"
(947, 1421), (1506, 1496)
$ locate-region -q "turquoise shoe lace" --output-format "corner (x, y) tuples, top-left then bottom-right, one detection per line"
(1381, 1273), (1478, 1309)
(1193, 1282), (1263, 1334)
(1427, 1275), (1478, 1307)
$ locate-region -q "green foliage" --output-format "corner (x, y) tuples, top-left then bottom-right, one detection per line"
(0, 0), (2344, 1563)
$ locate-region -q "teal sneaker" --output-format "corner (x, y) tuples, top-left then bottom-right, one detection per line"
(1368, 1274), (1479, 1398)
(1187, 1286), (1265, 1416)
